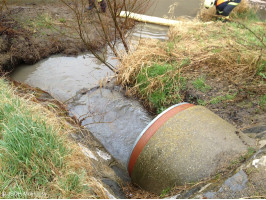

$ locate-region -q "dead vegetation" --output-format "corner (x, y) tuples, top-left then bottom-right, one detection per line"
(117, 1), (265, 124)
(198, 0), (258, 21)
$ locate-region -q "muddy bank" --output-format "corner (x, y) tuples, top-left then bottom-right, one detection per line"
(0, 1), (118, 73)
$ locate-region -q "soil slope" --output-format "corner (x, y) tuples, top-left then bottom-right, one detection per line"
(0, 1), (107, 73)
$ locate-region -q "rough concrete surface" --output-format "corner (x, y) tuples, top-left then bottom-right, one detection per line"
(131, 106), (254, 194)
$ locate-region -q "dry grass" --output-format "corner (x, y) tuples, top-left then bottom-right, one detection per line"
(0, 0), (6, 13)
(198, 0), (257, 21)
(168, 22), (265, 84)
(5, 0), (61, 5)
(117, 15), (265, 112)
(0, 78), (108, 199)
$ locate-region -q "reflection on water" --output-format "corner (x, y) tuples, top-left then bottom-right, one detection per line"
(131, 23), (169, 40)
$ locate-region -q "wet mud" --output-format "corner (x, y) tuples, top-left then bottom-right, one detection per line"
(0, 7), (83, 72)
(0, 1), (118, 73)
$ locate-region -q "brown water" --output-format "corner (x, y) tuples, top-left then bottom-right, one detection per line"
(10, 0), (266, 97)
(249, 0), (266, 19)
(12, 53), (115, 102)
(147, 0), (201, 18)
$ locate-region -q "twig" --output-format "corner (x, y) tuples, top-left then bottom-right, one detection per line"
(59, 0), (115, 72)
(0, 26), (9, 35)
(235, 20), (266, 48)
(82, 120), (116, 126)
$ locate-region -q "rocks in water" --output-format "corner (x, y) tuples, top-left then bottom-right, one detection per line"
(199, 148), (266, 199)
(102, 178), (127, 199)
(70, 129), (130, 199)
(203, 170), (249, 199)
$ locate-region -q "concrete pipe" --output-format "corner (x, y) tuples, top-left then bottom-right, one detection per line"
(128, 103), (250, 194)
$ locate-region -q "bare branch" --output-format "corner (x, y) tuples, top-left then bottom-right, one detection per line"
(58, 0), (150, 72)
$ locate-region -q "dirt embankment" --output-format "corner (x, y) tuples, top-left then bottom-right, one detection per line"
(0, 1), (109, 73)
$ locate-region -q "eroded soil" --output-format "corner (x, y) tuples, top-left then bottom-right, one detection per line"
(0, 1), (118, 73)
(183, 75), (266, 130)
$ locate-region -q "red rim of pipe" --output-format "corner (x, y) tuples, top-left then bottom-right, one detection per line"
(128, 103), (194, 177)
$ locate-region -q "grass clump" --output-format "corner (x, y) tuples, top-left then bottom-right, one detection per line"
(197, 99), (207, 106)
(160, 188), (171, 198)
(0, 79), (107, 199)
(135, 61), (188, 113)
(209, 93), (237, 105)
(257, 60), (265, 79)
(192, 77), (211, 92)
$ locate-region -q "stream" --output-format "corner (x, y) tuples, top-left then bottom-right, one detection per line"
(11, 0), (203, 168)
(11, 0), (266, 169)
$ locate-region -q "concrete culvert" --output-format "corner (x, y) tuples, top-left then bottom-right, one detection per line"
(129, 103), (251, 194)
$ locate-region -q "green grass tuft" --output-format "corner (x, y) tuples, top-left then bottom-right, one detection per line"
(160, 188), (171, 198)
(137, 63), (187, 113)
(197, 99), (207, 106)
(257, 60), (266, 79)
(209, 93), (237, 105)
(233, 8), (260, 22)
(192, 77), (212, 93)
